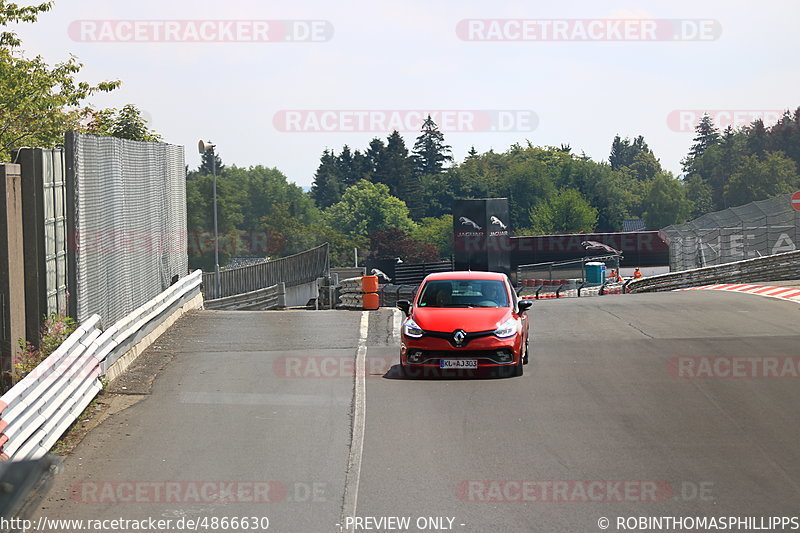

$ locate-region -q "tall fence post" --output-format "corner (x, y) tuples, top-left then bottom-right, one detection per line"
(0, 164), (26, 379)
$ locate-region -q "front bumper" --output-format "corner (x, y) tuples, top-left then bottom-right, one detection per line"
(401, 334), (522, 368)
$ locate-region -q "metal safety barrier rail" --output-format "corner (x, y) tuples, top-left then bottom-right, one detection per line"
(0, 270), (203, 461)
(517, 254), (621, 283)
(377, 285), (417, 307)
(626, 249), (800, 293)
(337, 276), (379, 310)
(204, 284), (284, 311)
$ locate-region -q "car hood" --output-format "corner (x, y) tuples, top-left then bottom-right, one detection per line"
(411, 307), (513, 333)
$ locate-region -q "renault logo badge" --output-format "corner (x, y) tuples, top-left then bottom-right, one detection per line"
(453, 329), (466, 346)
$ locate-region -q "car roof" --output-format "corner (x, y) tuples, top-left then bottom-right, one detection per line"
(423, 271), (508, 282)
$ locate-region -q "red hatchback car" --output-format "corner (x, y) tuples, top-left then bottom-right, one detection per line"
(397, 271), (532, 377)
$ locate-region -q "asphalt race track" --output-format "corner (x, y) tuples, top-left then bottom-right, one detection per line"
(32, 291), (800, 532)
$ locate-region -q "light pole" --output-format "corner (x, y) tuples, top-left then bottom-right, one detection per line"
(198, 140), (220, 297)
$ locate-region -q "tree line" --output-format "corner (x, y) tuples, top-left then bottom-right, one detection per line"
(185, 108), (800, 269)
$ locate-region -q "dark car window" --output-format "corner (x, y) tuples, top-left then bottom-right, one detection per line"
(418, 279), (509, 308)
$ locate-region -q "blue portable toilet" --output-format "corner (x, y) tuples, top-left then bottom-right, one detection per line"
(585, 262), (606, 285)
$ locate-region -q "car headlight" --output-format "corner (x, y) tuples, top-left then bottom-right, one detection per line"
(404, 317), (424, 338)
(494, 317), (518, 338)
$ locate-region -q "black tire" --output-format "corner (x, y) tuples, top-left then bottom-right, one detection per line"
(523, 339), (529, 365)
(514, 356), (524, 377)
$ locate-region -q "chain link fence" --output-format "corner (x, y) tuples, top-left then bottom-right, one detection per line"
(66, 132), (188, 325)
(662, 193), (800, 271)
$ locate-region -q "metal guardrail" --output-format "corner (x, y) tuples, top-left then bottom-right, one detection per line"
(336, 277), (379, 310)
(204, 284), (284, 310)
(627, 249), (800, 293)
(203, 243), (329, 300)
(377, 284), (417, 307)
(0, 270), (202, 462)
(517, 254), (621, 283)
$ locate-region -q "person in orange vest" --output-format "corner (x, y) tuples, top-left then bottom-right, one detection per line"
(633, 267), (643, 279)
(609, 269), (622, 283)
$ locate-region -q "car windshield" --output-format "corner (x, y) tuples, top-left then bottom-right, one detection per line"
(417, 279), (509, 308)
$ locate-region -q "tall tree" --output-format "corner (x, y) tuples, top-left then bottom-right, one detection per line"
(352, 149), (371, 183)
(85, 104), (161, 142)
(376, 130), (415, 202)
(412, 115), (453, 176)
(310, 149), (342, 208)
(609, 135), (651, 171)
(724, 151), (800, 207)
(198, 148), (225, 175)
(366, 137), (386, 177)
(745, 119), (767, 156)
(527, 188), (598, 234)
(0, 1), (120, 160)
(682, 113), (720, 173)
(337, 145), (355, 188)
(642, 173), (691, 229)
(325, 180), (415, 237)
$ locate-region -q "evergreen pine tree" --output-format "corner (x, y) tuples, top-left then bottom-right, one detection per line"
(682, 114), (720, 173)
(609, 135), (651, 170)
(376, 131), (414, 198)
(366, 138), (386, 183)
(412, 115), (453, 176)
(310, 149), (342, 208)
(337, 145), (357, 188)
(199, 149), (225, 175)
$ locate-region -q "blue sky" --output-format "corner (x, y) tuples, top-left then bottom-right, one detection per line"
(12, 0), (800, 187)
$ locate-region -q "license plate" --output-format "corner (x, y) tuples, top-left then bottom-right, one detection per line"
(440, 359), (478, 369)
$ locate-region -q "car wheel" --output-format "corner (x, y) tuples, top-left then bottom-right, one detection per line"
(523, 339), (529, 365)
(514, 356), (524, 377)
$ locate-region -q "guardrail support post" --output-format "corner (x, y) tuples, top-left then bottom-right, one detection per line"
(622, 279), (632, 294)
(277, 283), (286, 308)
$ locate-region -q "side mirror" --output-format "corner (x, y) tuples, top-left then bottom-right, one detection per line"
(518, 300), (533, 313)
(397, 300), (412, 317)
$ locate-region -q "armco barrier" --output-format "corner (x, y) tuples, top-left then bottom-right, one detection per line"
(0, 270), (203, 462)
(337, 276), (379, 310)
(627, 249), (800, 293)
(378, 284), (417, 307)
(204, 283), (284, 311)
